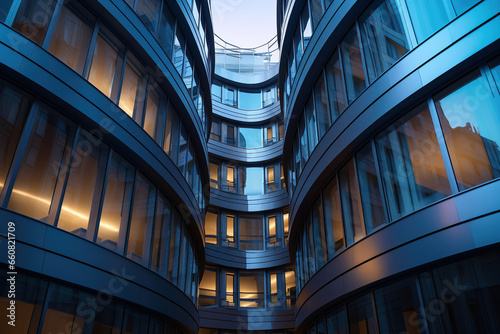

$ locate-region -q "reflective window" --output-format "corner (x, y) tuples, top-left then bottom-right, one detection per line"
(347, 293), (377, 334)
(299, 113), (309, 169)
(238, 90), (262, 110)
(338, 159), (365, 244)
(312, 196), (327, 269)
(239, 215), (263, 250)
(178, 123), (188, 175)
(376, 105), (452, 220)
(239, 272), (265, 308)
(285, 268), (296, 307)
(323, 176), (345, 258)
(360, 0), (410, 83)
(239, 127), (263, 148)
(88, 33), (124, 101)
(435, 74), (500, 191)
(209, 162), (219, 189)
(205, 211), (218, 245)
(136, 0), (161, 33)
(314, 73), (330, 138)
(97, 152), (134, 252)
(164, 103), (179, 164)
(143, 81), (163, 141)
(326, 307), (348, 334)
(451, 0), (481, 15)
(48, 1), (94, 75)
(126, 173), (155, 265)
(183, 49), (193, 92)
(57, 130), (109, 237)
(267, 215), (278, 247)
(0, 83), (31, 195)
(340, 25), (366, 103)
(123, 307), (149, 334)
(405, 0), (452, 42)
(294, 25), (303, 68)
(119, 58), (145, 119)
(301, 3), (312, 50)
(310, 0), (325, 30)
(225, 272), (235, 307)
(239, 167), (263, 195)
(168, 210), (182, 285)
(40, 285), (84, 334)
(305, 95), (318, 152)
(199, 267), (217, 307)
(173, 30), (185, 75)
(150, 192), (171, 276)
(158, 3), (175, 58)
(356, 143), (385, 233)
(8, 105), (76, 221)
(325, 49), (346, 120)
(0, 1), (14, 22)
(226, 215), (235, 246)
(13, 0), (57, 45)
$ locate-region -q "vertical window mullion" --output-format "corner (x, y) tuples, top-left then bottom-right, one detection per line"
(40, 0), (64, 50)
(370, 139), (391, 223)
(82, 21), (100, 79)
(4, 0), (23, 26)
(397, 0), (419, 47)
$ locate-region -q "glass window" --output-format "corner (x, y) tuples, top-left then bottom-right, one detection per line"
(376, 105), (452, 219)
(348, 293), (377, 334)
(239, 126), (263, 148)
(325, 49), (346, 119)
(183, 49), (193, 92)
(88, 33), (124, 101)
(0, 83), (31, 195)
(164, 103), (179, 164)
(209, 162), (219, 189)
(338, 159), (365, 245)
(269, 273), (278, 305)
(40, 285), (85, 334)
(210, 120), (221, 141)
(340, 25), (367, 103)
(326, 307), (348, 334)
(267, 166), (276, 192)
(57, 130), (109, 237)
(212, 83), (222, 101)
(97, 152), (134, 252)
(225, 272), (235, 307)
(8, 105), (76, 221)
(451, 0), (481, 15)
(306, 95), (318, 152)
(268, 215), (278, 247)
(119, 58), (145, 119)
(301, 4), (313, 50)
(312, 196), (327, 269)
(294, 133), (301, 177)
(289, 48), (296, 83)
(238, 90), (262, 110)
(285, 268), (296, 307)
(136, 0), (161, 33)
(150, 192), (171, 276)
(310, 0), (325, 30)
(356, 143), (385, 233)
(48, 1), (94, 75)
(178, 224), (188, 291)
(168, 210), (182, 285)
(126, 173), (155, 265)
(435, 74), (500, 191)
(177, 123), (188, 174)
(186, 142), (195, 184)
(323, 176), (345, 258)
(173, 29), (185, 75)
(91, 301), (124, 333)
(283, 212), (289, 245)
(239, 272), (265, 308)
(226, 214), (235, 246)
(360, 0), (410, 83)
(239, 215), (264, 250)
(305, 213), (316, 277)
(374, 277), (425, 334)
(405, 0), (452, 43)
(314, 73), (331, 138)
(205, 211), (218, 245)
(158, 2), (175, 58)
(225, 165), (236, 192)
(0, 1), (14, 22)
(143, 81), (161, 141)
(473, 251), (500, 331)
(294, 25), (303, 68)
(12, 0), (56, 45)
(223, 86), (236, 106)
(239, 166), (264, 195)
(279, 122), (284, 140)
(199, 267), (217, 307)
(299, 113), (309, 170)
(122, 307), (149, 334)
(263, 87), (276, 107)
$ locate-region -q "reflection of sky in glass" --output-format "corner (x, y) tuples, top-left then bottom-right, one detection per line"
(438, 77), (500, 146)
(244, 167), (264, 195)
(239, 127), (263, 148)
(211, 0), (276, 47)
(238, 91), (262, 110)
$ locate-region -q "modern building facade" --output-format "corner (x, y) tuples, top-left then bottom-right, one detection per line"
(0, 0), (213, 333)
(2, 0), (500, 333)
(278, 0), (500, 333)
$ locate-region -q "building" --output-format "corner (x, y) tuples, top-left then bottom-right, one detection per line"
(1, 0), (500, 333)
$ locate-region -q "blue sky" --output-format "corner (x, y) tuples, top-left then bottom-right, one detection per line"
(211, 0), (277, 48)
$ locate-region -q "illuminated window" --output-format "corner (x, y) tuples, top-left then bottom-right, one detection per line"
(205, 211), (218, 245)
(239, 272), (264, 308)
(225, 273), (235, 307)
(283, 212), (289, 245)
(209, 162), (219, 189)
(199, 268), (217, 307)
(267, 215), (278, 247)
(12, 0), (56, 45)
(226, 215), (235, 247)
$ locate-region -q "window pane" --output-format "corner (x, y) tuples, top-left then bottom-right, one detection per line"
(239, 166), (263, 195)
(212, 83), (222, 101)
(239, 272), (265, 308)
(322, 176), (345, 258)
(347, 293), (377, 334)
(0, 0), (14, 22)
(285, 268), (296, 307)
(136, 0), (161, 32)
(268, 215), (277, 247)
(123, 307), (149, 334)
(150, 192), (171, 275)
(238, 90), (262, 110)
(183, 50), (193, 92)
(209, 162), (219, 189)
(326, 307), (348, 334)
(205, 211), (218, 245)
(310, 0), (324, 29)
(405, 0), (451, 42)
(92, 301), (124, 333)
(375, 277), (425, 333)
(58, 130), (109, 237)
(325, 49), (346, 118)
(48, 2), (94, 75)
(239, 127), (263, 148)
(473, 251), (500, 331)
(299, 114), (309, 169)
(226, 273), (235, 306)
(305, 95), (318, 152)
(97, 152), (134, 252)
(226, 215), (235, 246)
(301, 4), (312, 50)
(143, 82), (161, 140)
(8, 106), (76, 221)
(40, 285), (84, 334)
(173, 30), (185, 75)
(0, 83), (31, 195)
(13, 0), (56, 45)
(376, 105), (451, 219)
(164, 104), (179, 164)
(312, 196), (327, 268)
(158, 3), (175, 58)
(294, 25), (303, 68)
(283, 212), (289, 245)
(127, 173), (155, 265)
(119, 63), (142, 118)
(88, 35), (123, 100)
(168, 210), (182, 285)
(435, 75), (500, 191)
(240, 215), (264, 250)
(178, 123), (188, 174)
(360, 0), (410, 83)
(451, 0), (480, 15)
(340, 25), (366, 103)
(226, 165), (235, 192)
(338, 159), (366, 244)
(314, 74), (330, 138)
(199, 268), (217, 307)
(186, 142), (195, 184)
(356, 143), (385, 233)
(306, 214), (316, 276)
